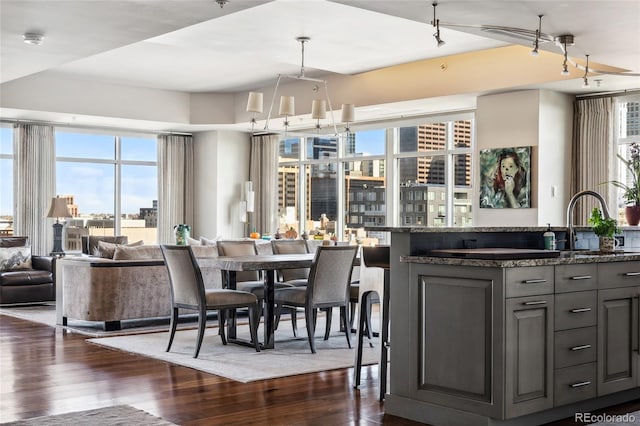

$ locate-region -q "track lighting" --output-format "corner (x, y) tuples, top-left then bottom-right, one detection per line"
(530, 15), (543, 56)
(557, 35), (574, 76)
(431, 2), (445, 47)
(214, 0), (228, 8)
(582, 54), (590, 88)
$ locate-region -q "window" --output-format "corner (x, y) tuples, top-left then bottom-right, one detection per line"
(614, 99), (640, 224)
(397, 119), (473, 227)
(277, 114), (473, 241)
(0, 126), (13, 235)
(56, 130), (157, 249)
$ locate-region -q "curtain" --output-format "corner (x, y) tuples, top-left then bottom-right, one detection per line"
(13, 123), (56, 255)
(157, 134), (194, 244)
(249, 134), (279, 236)
(571, 97), (615, 225)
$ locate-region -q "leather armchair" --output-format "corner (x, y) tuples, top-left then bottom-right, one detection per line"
(0, 236), (56, 305)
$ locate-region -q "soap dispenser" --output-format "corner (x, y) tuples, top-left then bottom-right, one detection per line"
(543, 224), (555, 250)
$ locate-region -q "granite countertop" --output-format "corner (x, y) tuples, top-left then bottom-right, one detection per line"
(401, 250), (640, 268)
(366, 226), (639, 233)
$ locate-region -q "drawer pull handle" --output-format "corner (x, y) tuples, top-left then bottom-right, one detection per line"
(570, 308), (592, 313)
(523, 301), (547, 306)
(571, 275), (592, 280)
(522, 279), (547, 284)
(570, 381), (591, 388)
(570, 344), (592, 351)
(624, 272), (640, 276)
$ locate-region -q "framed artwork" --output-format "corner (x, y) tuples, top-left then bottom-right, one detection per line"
(479, 146), (531, 208)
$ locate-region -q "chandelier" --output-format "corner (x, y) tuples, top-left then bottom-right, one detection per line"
(246, 37), (355, 134)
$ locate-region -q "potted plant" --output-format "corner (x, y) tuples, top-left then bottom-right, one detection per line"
(604, 142), (640, 225)
(588, 207), (620, 252)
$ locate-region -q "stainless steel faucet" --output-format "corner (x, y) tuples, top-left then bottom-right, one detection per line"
(565, 190), (612, 251)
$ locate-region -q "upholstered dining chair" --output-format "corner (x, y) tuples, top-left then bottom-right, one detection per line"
(216, 240), (293, 300)
(274, 245), (358, 353)
(160, 245), (260, 358)
(270, 239), (311, 336)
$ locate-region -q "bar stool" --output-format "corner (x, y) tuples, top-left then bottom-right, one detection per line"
(353, 245), (390, 401)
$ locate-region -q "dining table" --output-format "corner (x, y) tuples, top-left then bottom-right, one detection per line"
(207, 253), (316, 349)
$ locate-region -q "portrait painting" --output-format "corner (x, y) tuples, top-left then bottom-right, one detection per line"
(479, 146), (531, 209)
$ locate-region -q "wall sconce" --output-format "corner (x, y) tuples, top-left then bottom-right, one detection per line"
(46, 195), (72, 256)
(239, 181), (255, 224)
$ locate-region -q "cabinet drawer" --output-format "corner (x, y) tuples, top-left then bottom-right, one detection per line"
(505, 266), (554, 298)
(554, 326), (596, 369)
(554, 363), (596, 407)
(554, 291), (597, 331)
(555, 264), (597, 293)
(598, 261), (640, 289)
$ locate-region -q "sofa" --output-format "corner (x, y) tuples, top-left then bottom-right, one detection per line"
(0, 236), (56, 305)
(57, 244), (222, 330)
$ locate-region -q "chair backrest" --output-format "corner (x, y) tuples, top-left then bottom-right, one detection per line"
(307, 245), (358, 307)
(160, 245), (204, 309)
(216, 240), (260, 282)
(362, 245), (390, 269)
(271, 239), (310, 281)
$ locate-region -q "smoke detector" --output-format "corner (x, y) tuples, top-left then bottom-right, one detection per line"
(23, 33), (44, 45)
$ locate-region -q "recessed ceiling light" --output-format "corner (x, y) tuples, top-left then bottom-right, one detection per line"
(23, 33), (44, 45)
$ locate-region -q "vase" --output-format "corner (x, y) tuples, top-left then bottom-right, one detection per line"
(599, 236), (615, 252)
(625, 205), (640, 226)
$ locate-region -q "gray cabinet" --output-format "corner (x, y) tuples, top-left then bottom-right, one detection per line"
(597, 286), (639, 395)
(505, 294), (554, 417)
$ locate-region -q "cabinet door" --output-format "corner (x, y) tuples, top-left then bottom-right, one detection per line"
(597, 287), (639, 395)
(505, 294), (554, 418)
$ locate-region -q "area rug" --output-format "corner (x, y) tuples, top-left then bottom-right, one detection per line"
(88, 312), (381, 383)
(0, 303), (226, 338)
(1, 405), (176, 425)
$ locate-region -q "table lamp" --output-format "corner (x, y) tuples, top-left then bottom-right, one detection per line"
(46, 196), (72, 256)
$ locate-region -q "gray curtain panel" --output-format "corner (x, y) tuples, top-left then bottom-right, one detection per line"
(13, 123), (56, 255)
(249, 134), (279, 237)
(571, 97), (615, 225)
(158, 134), (194, 244)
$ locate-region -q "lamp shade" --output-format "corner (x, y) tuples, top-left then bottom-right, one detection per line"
(46, 196), (71, 218)
(311, 99), (326, 120)
(246, 92), (263, 114)
(278, 96), (295, 116)
(341, 103), (355, 123)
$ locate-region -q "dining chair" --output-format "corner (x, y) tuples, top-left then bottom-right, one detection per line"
(270, 239), (310, 336)
(160, 245), (260, 358)
(216, 240), (293, 312)
(274, 245), (358, 353)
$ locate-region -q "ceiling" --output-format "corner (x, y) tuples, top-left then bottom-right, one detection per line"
(1, 0), (639, 132)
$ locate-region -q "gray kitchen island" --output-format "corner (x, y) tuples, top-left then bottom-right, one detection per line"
(373, 227), (640, 426)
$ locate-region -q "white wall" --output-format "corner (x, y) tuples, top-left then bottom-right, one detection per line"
(537, 90), (573, 226)
(474, 89), (572, 227)
(193, 130), (250, 240)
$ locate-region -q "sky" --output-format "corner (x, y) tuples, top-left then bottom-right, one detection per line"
(0, 128), (157, 217)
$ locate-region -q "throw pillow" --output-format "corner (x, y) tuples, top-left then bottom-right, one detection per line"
(200, 235), (222, 246)
(95, 240), (144, 259)
(187, 236), (201, 246)
(0, 246), (32, 271)
(113, 245), (162, 260)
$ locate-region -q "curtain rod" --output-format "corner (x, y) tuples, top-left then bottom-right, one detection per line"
(576, 88), (640, 100)
(0, 118), (192, 136)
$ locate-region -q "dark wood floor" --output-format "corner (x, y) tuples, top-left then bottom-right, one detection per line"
(1, 315), (638, 425)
